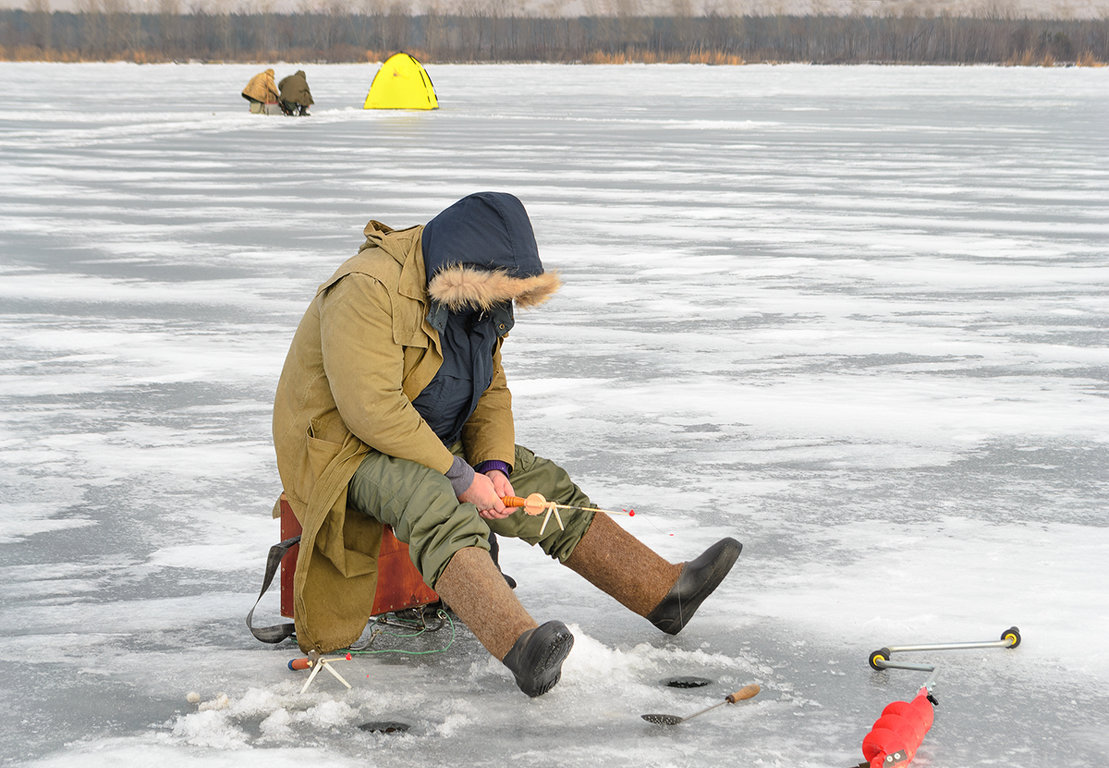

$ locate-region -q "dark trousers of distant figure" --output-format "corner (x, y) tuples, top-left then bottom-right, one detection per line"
(280, 100), (309, 116)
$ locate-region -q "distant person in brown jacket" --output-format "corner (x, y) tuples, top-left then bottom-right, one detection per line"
(241, 68), (279, 114)
(278, 70), (314, 116)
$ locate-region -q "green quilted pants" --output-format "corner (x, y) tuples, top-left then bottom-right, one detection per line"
(347, 444), (596, 588)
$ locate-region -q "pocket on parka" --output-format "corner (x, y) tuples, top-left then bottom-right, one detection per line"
(389, 290), (429, 349)
(390, 297), (436, 395)
(394, 326), (428, 348)
(303, 420), (343, 493)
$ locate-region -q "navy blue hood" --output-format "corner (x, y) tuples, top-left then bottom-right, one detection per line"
(422, 191), (543, 281)
(421, 192), (560, 312)
(412, 193), (559, 445)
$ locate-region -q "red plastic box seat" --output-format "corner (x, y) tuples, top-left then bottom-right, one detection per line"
(278, 493), (438, 619)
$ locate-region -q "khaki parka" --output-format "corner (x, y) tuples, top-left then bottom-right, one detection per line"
(272, 219), (559, 652)
(241, 69), (279, 103)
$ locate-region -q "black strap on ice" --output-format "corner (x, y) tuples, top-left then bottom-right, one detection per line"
(246, 535), (300, 644)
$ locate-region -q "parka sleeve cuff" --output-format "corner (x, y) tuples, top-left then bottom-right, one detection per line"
(445, 455), (476, 497)
(474, 459), (512, 477)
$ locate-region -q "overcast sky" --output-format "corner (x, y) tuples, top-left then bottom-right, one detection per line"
(5, 0), (1108, 18)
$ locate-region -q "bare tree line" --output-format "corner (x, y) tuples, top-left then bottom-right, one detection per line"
(3, 5), (1107, 63)
(15, 0), (1109, 18)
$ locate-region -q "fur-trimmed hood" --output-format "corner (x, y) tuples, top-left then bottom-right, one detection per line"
(428, 265), (560, 311)
(421, 192), (560, 311)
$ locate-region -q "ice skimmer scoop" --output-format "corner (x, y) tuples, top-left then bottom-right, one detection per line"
(642, 683), (760, 725)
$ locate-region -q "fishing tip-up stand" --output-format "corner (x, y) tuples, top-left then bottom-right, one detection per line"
(288, 649), (353, 694)
(857, 626), (1022, 768)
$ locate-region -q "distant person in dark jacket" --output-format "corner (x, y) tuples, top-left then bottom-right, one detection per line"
(241, 68), (279, 114)
(278, 70), (314, 116)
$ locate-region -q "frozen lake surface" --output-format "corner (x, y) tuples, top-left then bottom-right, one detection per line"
(1, 61), (1107, 767)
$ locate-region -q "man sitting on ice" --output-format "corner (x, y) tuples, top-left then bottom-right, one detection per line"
(272, 191), (742, 696)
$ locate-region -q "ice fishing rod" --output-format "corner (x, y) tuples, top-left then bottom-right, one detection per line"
(501, 492), (634, 535)
(287, 650), (353, 694)
(856, 626), (1022, 768)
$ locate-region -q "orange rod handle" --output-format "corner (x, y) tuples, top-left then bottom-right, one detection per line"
(288, 658), (311, 671)
(502, 496), (527, 508)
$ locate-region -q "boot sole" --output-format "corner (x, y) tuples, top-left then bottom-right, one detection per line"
(646, 538), (742, 635)
(506, 621), (575, 697)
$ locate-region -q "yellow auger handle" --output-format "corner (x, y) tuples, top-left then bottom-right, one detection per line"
(726, 684), (761, 703)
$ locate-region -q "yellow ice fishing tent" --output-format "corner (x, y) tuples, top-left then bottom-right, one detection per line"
(363, 52), (438, 110)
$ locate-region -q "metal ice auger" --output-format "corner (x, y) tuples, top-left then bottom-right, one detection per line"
(857, 626), (1022, 768)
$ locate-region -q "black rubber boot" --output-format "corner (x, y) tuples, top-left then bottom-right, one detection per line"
(644, 538), (742, 635)
(502, 620), (574, 697)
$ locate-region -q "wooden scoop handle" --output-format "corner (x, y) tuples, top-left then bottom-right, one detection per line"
(725, 684), (761, 703)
